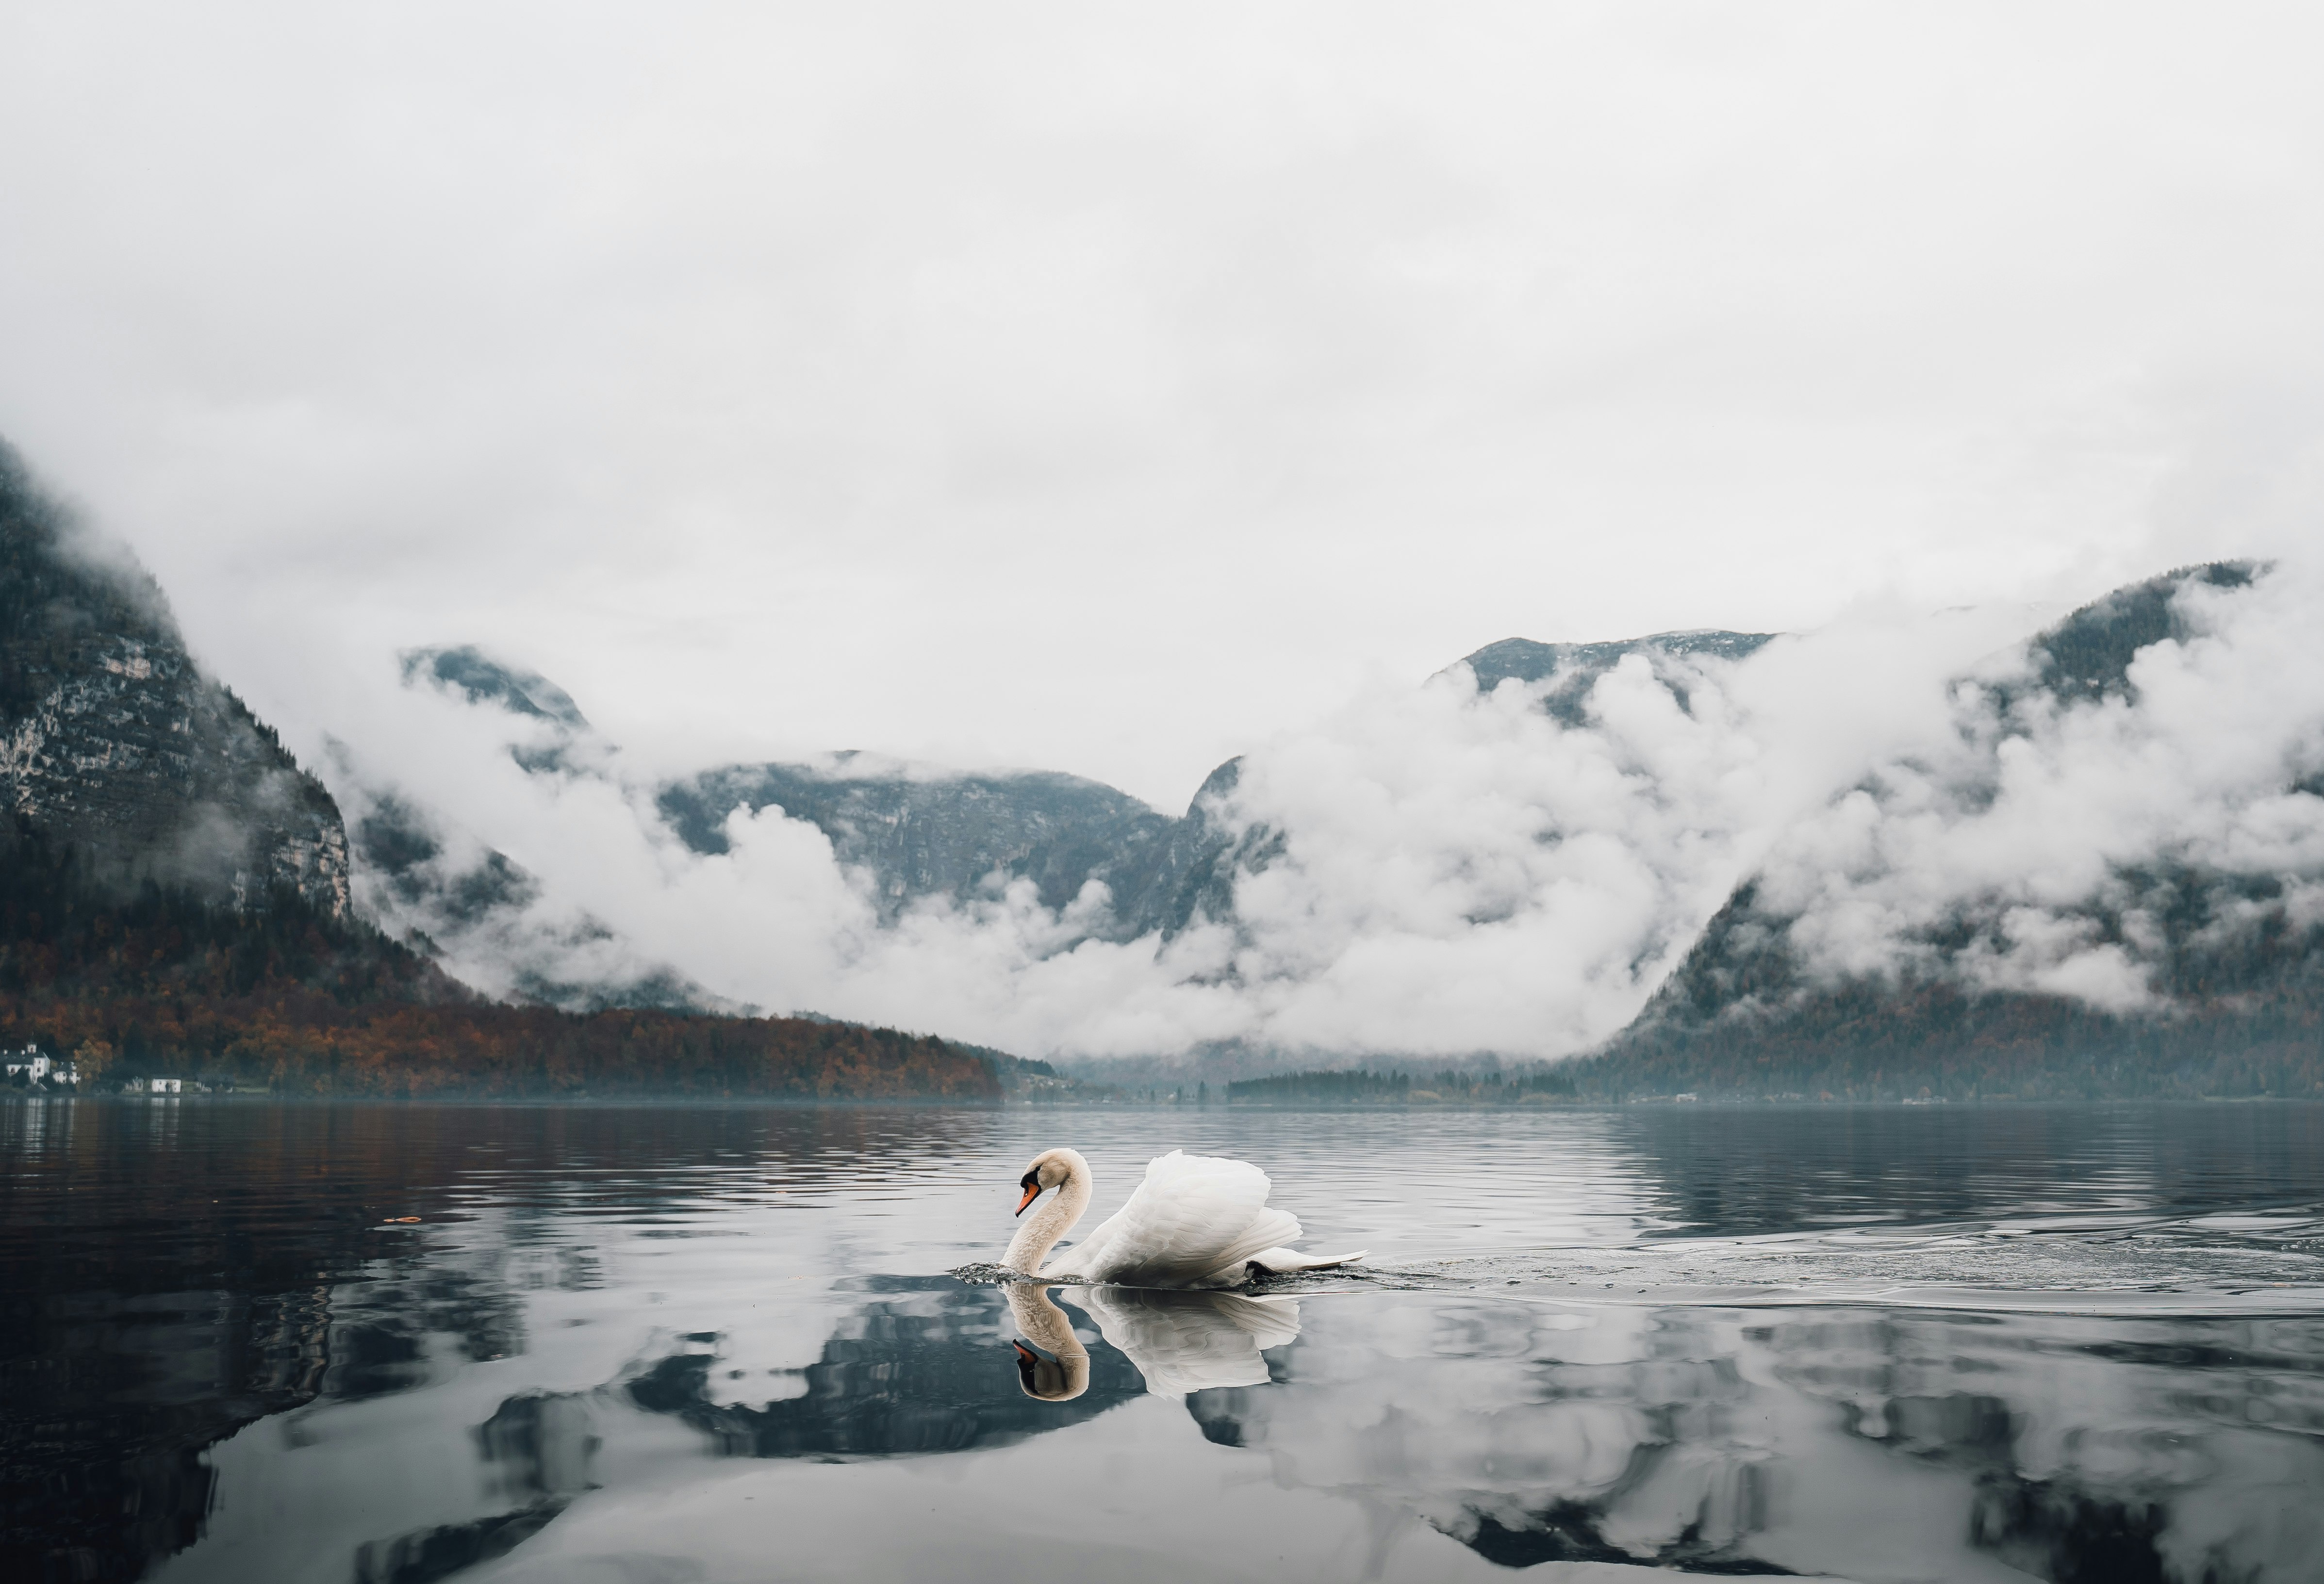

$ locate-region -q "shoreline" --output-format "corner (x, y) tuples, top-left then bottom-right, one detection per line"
(8, 1091), (2322, 1110)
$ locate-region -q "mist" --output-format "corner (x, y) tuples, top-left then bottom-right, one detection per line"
(1760, 562), (2324, 1009)
(5, 5), (2324, 1057)
(6, 3), (2324, 813)
(321, 595), (2076, 1060)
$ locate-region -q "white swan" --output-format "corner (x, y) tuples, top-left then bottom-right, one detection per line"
(1003, 1147), (1366, 1289)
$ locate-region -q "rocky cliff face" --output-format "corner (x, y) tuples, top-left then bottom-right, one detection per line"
(0, 445), (349, 915)
(658, 759), (1173, 917)
(655, 752), (1254, 940)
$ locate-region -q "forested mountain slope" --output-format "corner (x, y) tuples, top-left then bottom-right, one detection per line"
(1576, 563), (2324, 1099)
(0, 441), (998, 1100)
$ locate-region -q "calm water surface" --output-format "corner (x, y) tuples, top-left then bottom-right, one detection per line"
(4, 1099), (2323, 1583)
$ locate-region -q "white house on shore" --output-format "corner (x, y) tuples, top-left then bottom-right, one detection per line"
(4, 1047), (76, 1085)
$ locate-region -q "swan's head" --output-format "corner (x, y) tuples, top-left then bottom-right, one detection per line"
(1014, 1147), (1085, 1216)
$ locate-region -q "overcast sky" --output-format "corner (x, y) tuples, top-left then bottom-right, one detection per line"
(4, 2), (2322, 807)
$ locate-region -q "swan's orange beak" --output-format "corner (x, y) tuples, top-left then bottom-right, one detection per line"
(1014, 1182), (1041, 1216)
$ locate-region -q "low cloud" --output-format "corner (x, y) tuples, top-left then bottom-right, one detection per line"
(317, 602), (2059, 1060)
(309, 562), (2324, 1060)
(1758, 562), (2324, 1006)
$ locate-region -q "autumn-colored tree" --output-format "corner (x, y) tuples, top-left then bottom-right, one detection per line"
(72, 1036), (117, 1087)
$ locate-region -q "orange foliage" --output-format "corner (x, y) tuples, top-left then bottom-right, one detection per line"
(2, 986), (1002, 1099)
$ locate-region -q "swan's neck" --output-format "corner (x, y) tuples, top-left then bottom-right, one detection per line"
(1004, 1159), (1092, 1274)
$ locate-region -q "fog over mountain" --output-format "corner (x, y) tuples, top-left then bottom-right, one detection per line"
(326, 594), (2081, 1060)
(5, 4), (2323, 1076)
(0, 445), (348, 916)
(1721, 562), (2315, 1009)
(8, 5), (2324, 825)
(11, 406), (2318, 1073)
(1589, 559), (2324, 1096)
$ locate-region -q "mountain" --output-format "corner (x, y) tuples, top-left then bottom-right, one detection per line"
(342, 645), (737, 1012)
(321, 523), (2323, 1087)
(657, 759), (1175, 921)
(344, 779), (741, 1014)
(656, 752), (1250, 939)
(1574, 563), (2324, 1100)
(1455, 629), (1777, 725)
(363, 625), (1807, 1042)
(402, 644), (590, 730)
(398, 624), (1786, 977)
(0, 439), (1000, 1100)
(399, 644), (596, 776)
(0, 446), (349, 915)
(641, 630), (1782, 939)
(383, 640), (1261, 952)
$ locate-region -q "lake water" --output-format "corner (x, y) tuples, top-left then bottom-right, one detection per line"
(5, 1099), (2324, 1584)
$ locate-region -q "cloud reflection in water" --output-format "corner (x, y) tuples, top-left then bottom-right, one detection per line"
(392, 1281), (2324, 1582)
(1184, 1296), (2324, 1581)
(15, 1100), (2324, 1584)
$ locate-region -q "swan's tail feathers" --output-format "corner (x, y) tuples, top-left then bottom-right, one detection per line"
(1247, 1247), (1367, 1275)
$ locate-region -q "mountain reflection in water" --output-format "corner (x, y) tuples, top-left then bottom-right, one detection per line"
(1186, 1299), (2324, 1582)
(319, 1283), (1294, 1583)
(622, 1279), (1145, 1452)
(4, 1098), (2323, 1584)
(181, 1286), (2324, 1584)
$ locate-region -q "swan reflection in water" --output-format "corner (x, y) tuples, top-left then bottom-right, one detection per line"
(1006, 1280), (1298, 1402)
(1005, 1284), (1088, 1402)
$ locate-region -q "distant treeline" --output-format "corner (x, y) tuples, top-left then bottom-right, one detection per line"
(0, 828), (998, 1100)
(1570, 975), (2324, 1102)
(1231, 1069), (1409, 1104)
(1227, 1067), (1577, 1105)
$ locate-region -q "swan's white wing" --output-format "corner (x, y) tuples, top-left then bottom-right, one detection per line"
(1248, 1246), (1367, 1274)
(1071, 1288), (1301, 1396)
(1190, 1205), (1306, 1286)
(1045, 1150), (1298, 1287)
